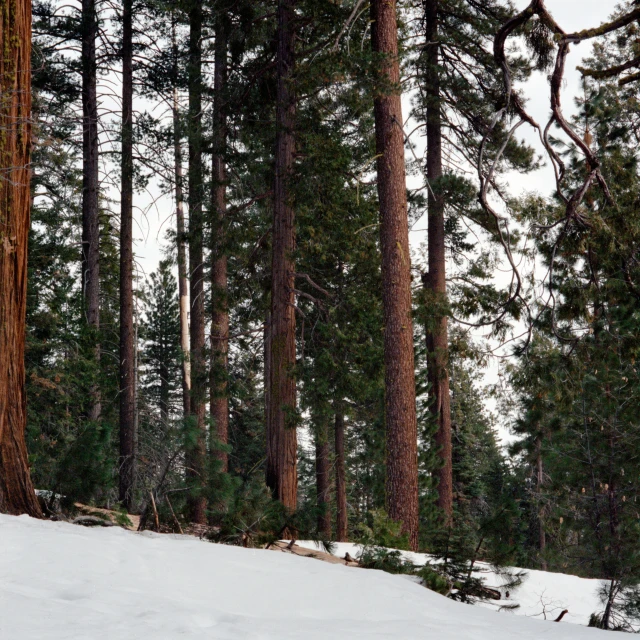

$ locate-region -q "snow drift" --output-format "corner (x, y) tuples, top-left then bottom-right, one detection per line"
(0, 514), (618, 638)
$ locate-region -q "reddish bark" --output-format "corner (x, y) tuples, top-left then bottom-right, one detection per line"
(266, 0), (298, 511)
(371, 0), (420, 550)
(424, 0), (453, 522)
(0, 0), (43, 517)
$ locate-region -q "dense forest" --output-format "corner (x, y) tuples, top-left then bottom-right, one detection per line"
(3, 0), (640, 632)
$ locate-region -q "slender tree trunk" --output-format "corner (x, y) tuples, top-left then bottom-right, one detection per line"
(536, 435), (547, 570)
(264, 310), (271, 439)
(371, 0), (419, 550)
(0, 0), (43, 517)
(186, 0), (207, 524)
(334, 411), (348, 541)
(81, 0), (101, 422)
(118, 0), (135, 510)
(424, 0), (452, 523)
(172, 19), (191, 421)
(210, 17), (229, 473)
(267, 0), (298, 510)
(315, 418), (331, 537)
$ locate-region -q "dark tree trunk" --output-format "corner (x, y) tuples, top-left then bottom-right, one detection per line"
(315, 418), (331, 538)
(334, 411), (348, 541)
(118, 0), (135, 510)
(267, 0), (298, 510)
(0, 0), (43, 517)
(424, 0), (453, 523)
(536, 435), (547, 569)
(186, 0), (207, 525)
(81, 0), (101, 423)
(371, 0), (419, 550)
(264, 310), (271, 444)
(210, 17), (229, 473)
(172, 18), (191, 420)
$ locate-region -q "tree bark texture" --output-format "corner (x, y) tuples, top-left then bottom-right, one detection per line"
(81, 0), (101, 422)
(371, 0), (420, 550)
(334, 411), (348, 541)
(536, 436), (547, 570)
(315, 418), (331, 538)
(172, 19), (191, 421)
(424, 0), (453, 522)
(187, 0), (207, 524)
(118, 0), (135, 510)
(267, 0), (298, 510)
(0, 0), (43, 517)
(210, 18), (229, 473)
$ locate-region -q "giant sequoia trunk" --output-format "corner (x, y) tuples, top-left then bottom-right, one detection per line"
(210, 18), (229, 473)
(334, 411), (348, 541)
(315, 418), (331, 538)
(424, 0), (453, 522)
(171, 19), (191, 419)
(266, 0), (298, 510)
(118, 0), (135, 510)
(81, 0), (101, 422)
(186, 0), (207, 524)
(0, 0), (43, 517)
(371, 0), (420, 551)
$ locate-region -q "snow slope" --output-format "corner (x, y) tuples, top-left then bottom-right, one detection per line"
(296, 540), (604, 627)
(0, 514), (616, 639)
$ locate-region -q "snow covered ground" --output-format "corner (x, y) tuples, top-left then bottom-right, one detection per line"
(296, 540), (605, 627)
(1, 514), (617, 639)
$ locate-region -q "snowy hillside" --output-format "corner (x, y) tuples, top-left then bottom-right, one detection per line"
(0, 515), (619, 639)
(296, 540), (605, 627)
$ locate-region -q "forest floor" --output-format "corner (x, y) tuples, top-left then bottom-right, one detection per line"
(0, 514), (618, 639)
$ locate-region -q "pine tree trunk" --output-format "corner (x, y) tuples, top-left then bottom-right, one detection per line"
(0, 0), (42, 518)
(186, 0), (207, 525)
(172, 19), (191, 421)
(210, 17), (229, 473)
(315, 418), (331, 538)
(335, 411), (348, 541)
(371, 0), (419, 551)
(424, 0), (453, 523)
(118, 0), (135, 510)
(536, 436), (547, 569)
(81, 0), (101, 423)
(266, 0), (298, 510)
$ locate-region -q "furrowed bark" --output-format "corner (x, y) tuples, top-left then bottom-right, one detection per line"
(118, 0), (135, 510)
(210, 16), (229, 473)
(371, 0), (420, 550)
(315, 418), (331, 538)
(266, 0), (298, 511)
(81, 0), (101, 422)
(172, 18), (191, 420)
(0, 0), (42, 517)
(334, 411), (348, 541)
(186, 0), (207, 524)
(424, 0), (453, 523)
